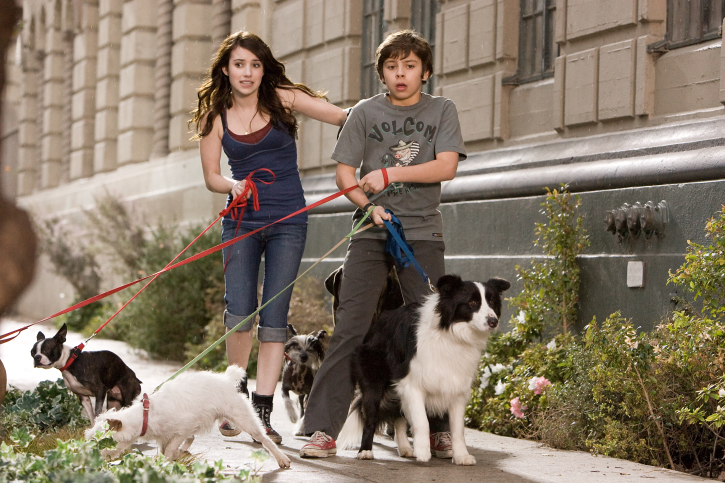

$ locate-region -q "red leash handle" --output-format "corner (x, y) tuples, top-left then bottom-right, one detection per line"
(221, 169), (276, 272)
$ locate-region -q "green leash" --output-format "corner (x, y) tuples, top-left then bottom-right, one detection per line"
(155, 208), (375, 392)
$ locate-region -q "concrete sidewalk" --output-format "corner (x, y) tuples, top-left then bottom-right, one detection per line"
(0, 319), (712, 482)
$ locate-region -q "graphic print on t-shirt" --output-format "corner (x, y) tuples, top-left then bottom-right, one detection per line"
(382, 139), (421, 194)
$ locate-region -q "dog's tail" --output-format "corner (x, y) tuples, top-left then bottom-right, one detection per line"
(282, 389), (298, 423)
(336, 405), (364, 450)
(224, 365), (248, 387)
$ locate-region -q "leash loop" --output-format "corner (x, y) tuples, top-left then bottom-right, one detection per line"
(221, 168), (276, 272)
(382, 210), (434, 292)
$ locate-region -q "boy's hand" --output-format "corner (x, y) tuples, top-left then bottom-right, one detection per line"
(369, 205), (391, 227)
(359, 169), (389, 194)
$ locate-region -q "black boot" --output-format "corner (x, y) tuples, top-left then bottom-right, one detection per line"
(252, 392), (282, 444)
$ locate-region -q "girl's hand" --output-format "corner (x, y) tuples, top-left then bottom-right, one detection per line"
(230, 180), (251, 200)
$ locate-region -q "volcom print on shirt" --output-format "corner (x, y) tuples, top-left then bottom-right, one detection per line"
(332, 93), (466, 241)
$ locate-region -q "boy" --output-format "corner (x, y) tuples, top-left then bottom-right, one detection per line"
(300, 30), (466, 458)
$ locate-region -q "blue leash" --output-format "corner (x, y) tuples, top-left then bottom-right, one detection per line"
(382, 210), (436, 293)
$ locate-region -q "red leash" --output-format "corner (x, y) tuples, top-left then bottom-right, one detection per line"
(223, 169), (275, 272)
(0, 183), (359, 345)
(140, 393), (150, 436)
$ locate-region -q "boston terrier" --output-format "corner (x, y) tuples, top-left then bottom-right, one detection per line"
(31, 323), (142, 424)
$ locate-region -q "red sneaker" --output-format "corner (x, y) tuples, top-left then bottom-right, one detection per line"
(430, 431), (453, 458)
(219, 420), (241, 437)
(300, 431), (337, 458)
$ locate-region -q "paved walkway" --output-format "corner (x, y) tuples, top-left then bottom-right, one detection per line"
(0, 318), (712, 482)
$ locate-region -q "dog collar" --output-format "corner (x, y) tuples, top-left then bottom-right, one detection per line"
(140, 393), (150, 436)
(284, 352), (292, 362)
(59, 344), (85, 372)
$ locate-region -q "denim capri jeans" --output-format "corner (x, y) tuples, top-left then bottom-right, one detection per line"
(221, 221), (307, 343)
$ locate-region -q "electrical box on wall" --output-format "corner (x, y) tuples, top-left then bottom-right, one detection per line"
(627, 261), (645, 288)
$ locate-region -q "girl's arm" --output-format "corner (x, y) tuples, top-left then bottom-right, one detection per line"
(277, 88), (347, 126)
(358, 151), (459, 194)
(199, 113), (248, 200)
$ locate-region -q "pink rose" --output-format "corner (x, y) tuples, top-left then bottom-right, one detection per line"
(528, 376), (552, 395)
(510, 397), (526, 418)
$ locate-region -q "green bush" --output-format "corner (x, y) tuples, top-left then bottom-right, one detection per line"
(468, 204), (725, 478)
(1, 424), (266, 482)
(467, 185), (588, 432)
(669, 205), (725, 320)
(1, 380), (85, 433)
(108, 220), (222, 361)
(35, 217), (110, 334)
(36, 196), (223, 362)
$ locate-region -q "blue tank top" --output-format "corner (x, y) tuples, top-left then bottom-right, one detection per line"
(221, 109), (307, 226)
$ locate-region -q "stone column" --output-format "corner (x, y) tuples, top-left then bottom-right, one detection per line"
(40, 6), (66, 188)
(169, 0), (212, 151)
(212, 0), (231, 47)
(117, 0), (156, 165)
(70, 0), (99, 180)
(94, 0), (122, 172)
(61, 31), (73, 184)
(16, 47), (40, 195)
(231, 0), (263, 36)
(151, 0), (173, 158)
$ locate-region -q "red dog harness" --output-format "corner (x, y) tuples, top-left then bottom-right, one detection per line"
(59, 344), (85, 372)
(140, 393), (150, 436)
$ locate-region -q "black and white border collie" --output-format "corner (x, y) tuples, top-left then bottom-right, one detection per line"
(337, 274), (510, 465)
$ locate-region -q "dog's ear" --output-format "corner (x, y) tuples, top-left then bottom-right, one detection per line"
(107, 419), (123, 432)
(436, 274), (464, 297)
(54, 324), (67, 343)
(324, 265), (343, 296)
(36, 331), (45, 341)
(486, 277), (511, 294)
(316, 330), (330, 352)
(287, 324), (298, 338)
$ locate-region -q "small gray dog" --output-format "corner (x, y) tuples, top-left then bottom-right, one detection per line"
(281, 324), (329, 424)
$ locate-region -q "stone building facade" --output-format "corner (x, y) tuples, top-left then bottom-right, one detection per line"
(3, 0), (725, 329)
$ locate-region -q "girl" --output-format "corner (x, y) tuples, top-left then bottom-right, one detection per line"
(190, 31), (346, 443)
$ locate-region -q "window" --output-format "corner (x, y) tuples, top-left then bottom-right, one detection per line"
(410, 0), (440, 94)
(667, 0), (724, 48)
(510, 0), (556, 85)
(361, 0), (385, 99)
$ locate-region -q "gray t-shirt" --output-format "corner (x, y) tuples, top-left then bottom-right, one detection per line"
(332, 93), (467, 241)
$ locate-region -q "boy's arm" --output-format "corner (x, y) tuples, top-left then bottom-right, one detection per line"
(336, 163), (392, 226)
(359, 151), (459, 194)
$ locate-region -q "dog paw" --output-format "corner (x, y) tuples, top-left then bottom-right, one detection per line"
(452, 454), (476, 466)
(357, 450), (374, 460)
(397, 446), (414, 458)
(277, 455), (292, 468)
(414, 448), (431, 463)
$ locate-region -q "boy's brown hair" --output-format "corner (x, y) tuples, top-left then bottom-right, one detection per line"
(375, 29), (433, 84)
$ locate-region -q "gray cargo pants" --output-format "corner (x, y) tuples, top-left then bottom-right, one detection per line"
(303, 237), (448, 439)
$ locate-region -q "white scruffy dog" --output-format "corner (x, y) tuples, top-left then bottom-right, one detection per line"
(85, 366), (291, 468)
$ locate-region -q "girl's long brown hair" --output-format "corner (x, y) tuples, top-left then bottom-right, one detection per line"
(189, 31), (327, 140)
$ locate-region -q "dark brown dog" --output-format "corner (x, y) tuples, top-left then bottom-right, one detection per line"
(323, 265), (405, 327)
